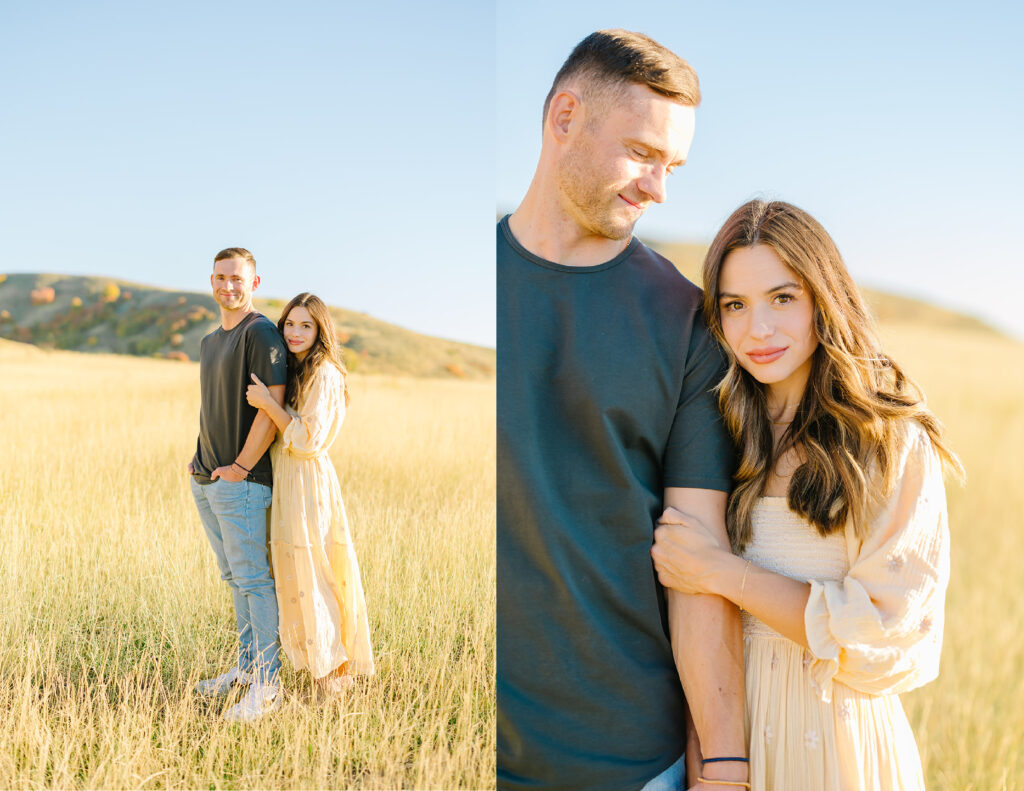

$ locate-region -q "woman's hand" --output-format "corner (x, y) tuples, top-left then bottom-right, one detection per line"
(246, 373), (272, 410)
(651, 507), (730, 596)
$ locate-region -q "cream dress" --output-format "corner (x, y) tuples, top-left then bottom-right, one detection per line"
(269, 363), (374, 679)
(742, 423), (948, 790)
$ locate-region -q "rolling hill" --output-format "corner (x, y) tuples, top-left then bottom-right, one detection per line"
(0, 273), (494, 379)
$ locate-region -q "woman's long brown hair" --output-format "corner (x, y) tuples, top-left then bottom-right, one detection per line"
(703, 200), (963, 552)
(277, 292), (350, 409)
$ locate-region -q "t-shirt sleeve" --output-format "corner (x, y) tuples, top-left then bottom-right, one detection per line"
(245, 319), (287, 387)
(662, 312), (735, 491)
(804, 423), (950, 699)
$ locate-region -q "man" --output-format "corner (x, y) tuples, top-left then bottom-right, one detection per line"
(188, 247), (287, 722)
(498, 31), (748, 790)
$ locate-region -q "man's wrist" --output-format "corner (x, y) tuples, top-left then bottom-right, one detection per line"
(700, 759), (749, 781)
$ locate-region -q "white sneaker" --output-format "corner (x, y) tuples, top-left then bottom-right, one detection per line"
(222, 682), (282, 722)
(194, 666), (253, 697)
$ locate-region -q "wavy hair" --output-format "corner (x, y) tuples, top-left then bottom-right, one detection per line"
(277, 292), (350, 409)
(702, 200), (963, 551)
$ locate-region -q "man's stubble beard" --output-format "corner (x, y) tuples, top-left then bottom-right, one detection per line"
(556, 134), (635, 242)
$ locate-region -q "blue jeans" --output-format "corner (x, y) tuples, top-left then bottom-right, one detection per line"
(641, 752), (686, 791)
(191, 477), (280, 684)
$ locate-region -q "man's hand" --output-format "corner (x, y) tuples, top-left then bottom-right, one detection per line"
(210, 464), (246, 482)
(187, 461), (194, 475)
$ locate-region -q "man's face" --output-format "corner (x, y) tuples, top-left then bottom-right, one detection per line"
(210, 257), (258, 312)
(557, 83), (696, 240)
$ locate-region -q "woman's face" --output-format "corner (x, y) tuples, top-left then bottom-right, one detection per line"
(282, 305), (318, 361)
(718, 244), (817, 403)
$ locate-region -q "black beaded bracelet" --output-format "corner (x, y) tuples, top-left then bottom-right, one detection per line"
(232, 461), (251, 474)
(702, 757), (749, 764)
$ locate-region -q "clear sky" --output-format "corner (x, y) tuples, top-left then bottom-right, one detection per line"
(498, 1), (1024, 340)
(1, 1), (495, 347)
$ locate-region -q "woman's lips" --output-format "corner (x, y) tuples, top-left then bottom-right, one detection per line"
(746, 346), (787, 364)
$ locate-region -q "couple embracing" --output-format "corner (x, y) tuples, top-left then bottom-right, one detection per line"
(498, 30), (961, 791)
(188, 247), (374, 722)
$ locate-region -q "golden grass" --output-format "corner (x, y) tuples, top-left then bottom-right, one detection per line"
(881, 324), (1024, 790)
(0, 340), (494, 790)
(3, 312), (1022, 790)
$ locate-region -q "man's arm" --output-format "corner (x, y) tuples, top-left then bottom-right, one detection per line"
(663, 486), (747, 787)
(210, 384), (285, 481)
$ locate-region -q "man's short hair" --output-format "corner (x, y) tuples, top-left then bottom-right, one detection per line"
(542, 29), (701, 126)
(213, 247), (256, 272)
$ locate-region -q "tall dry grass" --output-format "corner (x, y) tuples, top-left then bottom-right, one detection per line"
(0, 340), (495, 790)
(881, 323), (1024, 790)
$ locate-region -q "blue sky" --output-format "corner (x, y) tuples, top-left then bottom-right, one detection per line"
(1, 1), (495, 347)
(498, 1), (1024, 340)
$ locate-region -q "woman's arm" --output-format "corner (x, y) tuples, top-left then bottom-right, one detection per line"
(246, 373), (292, 432)
(652, 512), (811, 648)
(653, 424), (950, 696)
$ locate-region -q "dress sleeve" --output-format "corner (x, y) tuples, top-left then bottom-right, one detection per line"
(279, 364), (344, 460)
(804, 422), (950, 699)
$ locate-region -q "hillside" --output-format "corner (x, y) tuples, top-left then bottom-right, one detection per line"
(0, 273), (494, 379)
(647, 239), (1003, 337)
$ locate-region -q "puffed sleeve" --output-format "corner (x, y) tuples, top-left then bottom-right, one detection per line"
(804, 422), (950, 700)
(279, 364), (344, 460)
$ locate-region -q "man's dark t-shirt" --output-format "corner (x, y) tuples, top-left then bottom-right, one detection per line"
(191, 311), (287, 488)
(497, 216), (736, 791)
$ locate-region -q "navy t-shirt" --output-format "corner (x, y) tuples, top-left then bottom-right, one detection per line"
(191, 311), (287, 488)
(497, 216), (736, 791)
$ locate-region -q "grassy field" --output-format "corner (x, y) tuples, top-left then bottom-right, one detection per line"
(0, 340), (495, 790)
(880, 322), (1024, 790)
(2, 304), (1022, 790)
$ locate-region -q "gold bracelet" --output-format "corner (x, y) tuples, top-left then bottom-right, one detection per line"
(698, 779), (751, 789)
(738, 559), (751, 611)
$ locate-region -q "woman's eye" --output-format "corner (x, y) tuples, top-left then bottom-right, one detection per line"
(722, 301), (743, 312)
(775, 293), (793, 304)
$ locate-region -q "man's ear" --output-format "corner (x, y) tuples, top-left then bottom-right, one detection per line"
(547, 89), (582, 143)
(251, 274), (261, 291)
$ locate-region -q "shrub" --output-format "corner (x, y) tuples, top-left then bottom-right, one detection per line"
(30, 287), (56, 305)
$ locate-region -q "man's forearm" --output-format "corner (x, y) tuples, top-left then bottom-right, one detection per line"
(235, 410), (278, 471)
(667, 588), (746, 762)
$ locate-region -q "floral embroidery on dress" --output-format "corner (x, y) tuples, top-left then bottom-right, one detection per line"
(764, 724), (774, 744)
(804, 730), (819, 749)
(919, 615), (933, 634)
(886, 552), (905, 573)
(838, 700), (853, 720)
(802, 653), (813, 669)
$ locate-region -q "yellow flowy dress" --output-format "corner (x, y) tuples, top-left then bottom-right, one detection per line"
(742, 423), (948, 791)
(269, 363), (374, 679)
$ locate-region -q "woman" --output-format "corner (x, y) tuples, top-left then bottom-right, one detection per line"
(651, 200), (962, 790)
(246, 292), (374, 695)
